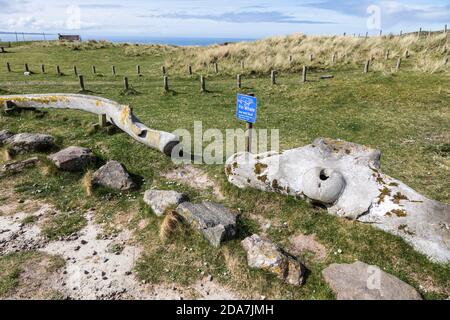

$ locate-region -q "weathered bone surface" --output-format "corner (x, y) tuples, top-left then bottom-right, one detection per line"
(225, 138), (450, 263)
(0, 94), (179, 155)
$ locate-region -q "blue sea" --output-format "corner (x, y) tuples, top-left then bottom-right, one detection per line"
(87, 36), (257, 46)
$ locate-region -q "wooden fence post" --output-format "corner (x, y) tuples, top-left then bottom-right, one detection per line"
(364, 60), (370, 73)
(332, 52), (336, 63)
(92, 65), (96, 74)
(385, 50), (390, 60)
(73, 66), (78, 76)
(245, 93), (255, 153)
(188, 65), (192, 75)
(6, 62), (11, 72)
(124, 77), (129, 91)
(162, 66), (166, 75)
(163, 75), (169, 92)
(200, 76), (206, 92)
(214, 63), (218, 73)
(79, 75), (85, 91)
(41, 64), (45, 73)
(271, 70), (276, 85)
(56, 65), (61, 76)
(24, 63), (29, 72)
(309, 54), (314, 62)
(136, 65), (141, 76)
(237, 74), (242, 89)
(302, 65), (307, 83)
(98, 114), (107, 128)
(112, 65), (116, 76)
(396, 58), (402, 70)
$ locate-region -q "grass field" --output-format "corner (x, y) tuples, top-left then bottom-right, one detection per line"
(0, 36), (449, 299)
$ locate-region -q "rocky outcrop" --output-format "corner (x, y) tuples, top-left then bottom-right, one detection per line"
(225, 138), (450, 263)
(143, 190), (188, 216)
(92, 161), (137, 191)
(4, 133), (55, 155)
(0, 157), (39, 176)
(176, 202), (237, 247)
(48, 146), (97, 172)
(0, 130), (14, 145)
(242, 234), (305, 286)
(322, 261), (422, 300)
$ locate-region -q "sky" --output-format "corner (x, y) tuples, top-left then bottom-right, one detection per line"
(0, 0), (449, 39)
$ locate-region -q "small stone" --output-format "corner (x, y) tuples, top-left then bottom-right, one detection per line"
(81, 240), (88, 245)
(48, 146), (97, 172)
(5, 133), (55, 156)
(125, 271), (132, 276)
(322, 261), (422, 300)
(143, 189), (188, 216)
(241, 234), (306, 286)
(84, 270), (89, 275)
(74, 246), (80, 251)
(176, 201), (238, 247)
(92, 160), (137, 191)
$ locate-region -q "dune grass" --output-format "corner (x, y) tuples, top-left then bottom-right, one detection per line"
(0, 36), (449, 299)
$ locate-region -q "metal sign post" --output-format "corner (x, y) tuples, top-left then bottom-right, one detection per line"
(236, 93), (257, 153)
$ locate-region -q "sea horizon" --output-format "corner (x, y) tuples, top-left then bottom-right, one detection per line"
(0, 33), (258, 46)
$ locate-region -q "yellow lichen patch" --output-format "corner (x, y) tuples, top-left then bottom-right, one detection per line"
(388, 209), (408, 217)
(146, 130), (160, 147)
(257, 175), (268, 183)
(254, 162), (268, 175)
(392, 192), (409, 204)
(0, 95), (66, 105)
(95, 100), (103, 107)
(377, 187), (391, 204)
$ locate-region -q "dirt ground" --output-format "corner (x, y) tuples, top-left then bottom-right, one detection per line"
(0, 184), (240, 300)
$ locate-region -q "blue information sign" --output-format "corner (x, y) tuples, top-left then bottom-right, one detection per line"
(236, 94), (257, 123)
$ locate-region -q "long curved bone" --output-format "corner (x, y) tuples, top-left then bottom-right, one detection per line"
(0, 94), (180, 155)
(225, 138), (450, 263)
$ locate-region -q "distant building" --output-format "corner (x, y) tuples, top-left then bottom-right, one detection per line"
(58, 34), (81, 41)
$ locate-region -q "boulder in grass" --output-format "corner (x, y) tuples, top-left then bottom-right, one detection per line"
(0, 130), (14, 146)
(5, 133), (55, 155)
(176, 201), (237, 247)
(143, 189), (188, 216)
(242, 234), (306, 286)
(322, 261), (422, 300)
(48, 146), (97, 172)
(92, 160), (137, 191)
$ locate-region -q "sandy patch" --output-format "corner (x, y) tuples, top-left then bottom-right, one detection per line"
(289, 234), (328, 262)
(163, 165), (224, 200)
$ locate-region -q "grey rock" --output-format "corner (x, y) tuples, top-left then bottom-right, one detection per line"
(322, 261), (422, 300)
(0, 130), (14, 146)
(176, 201), (238, 247)
(0, 157), (39, 176)
(48, 146), (97, 171)
(92, 161), (137, 191)
(5, 133), (55, 155)
(241, 234), (305, 286)
(143, 189), (188, 216)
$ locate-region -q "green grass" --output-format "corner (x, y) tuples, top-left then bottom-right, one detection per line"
(0, 251), (65, 297)
(42, 212), (87, 240)
(0, 41), (449, 299)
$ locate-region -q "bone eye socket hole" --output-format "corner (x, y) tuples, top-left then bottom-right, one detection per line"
(138, 130), (148, 138)
(319, 169), (330, 181)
